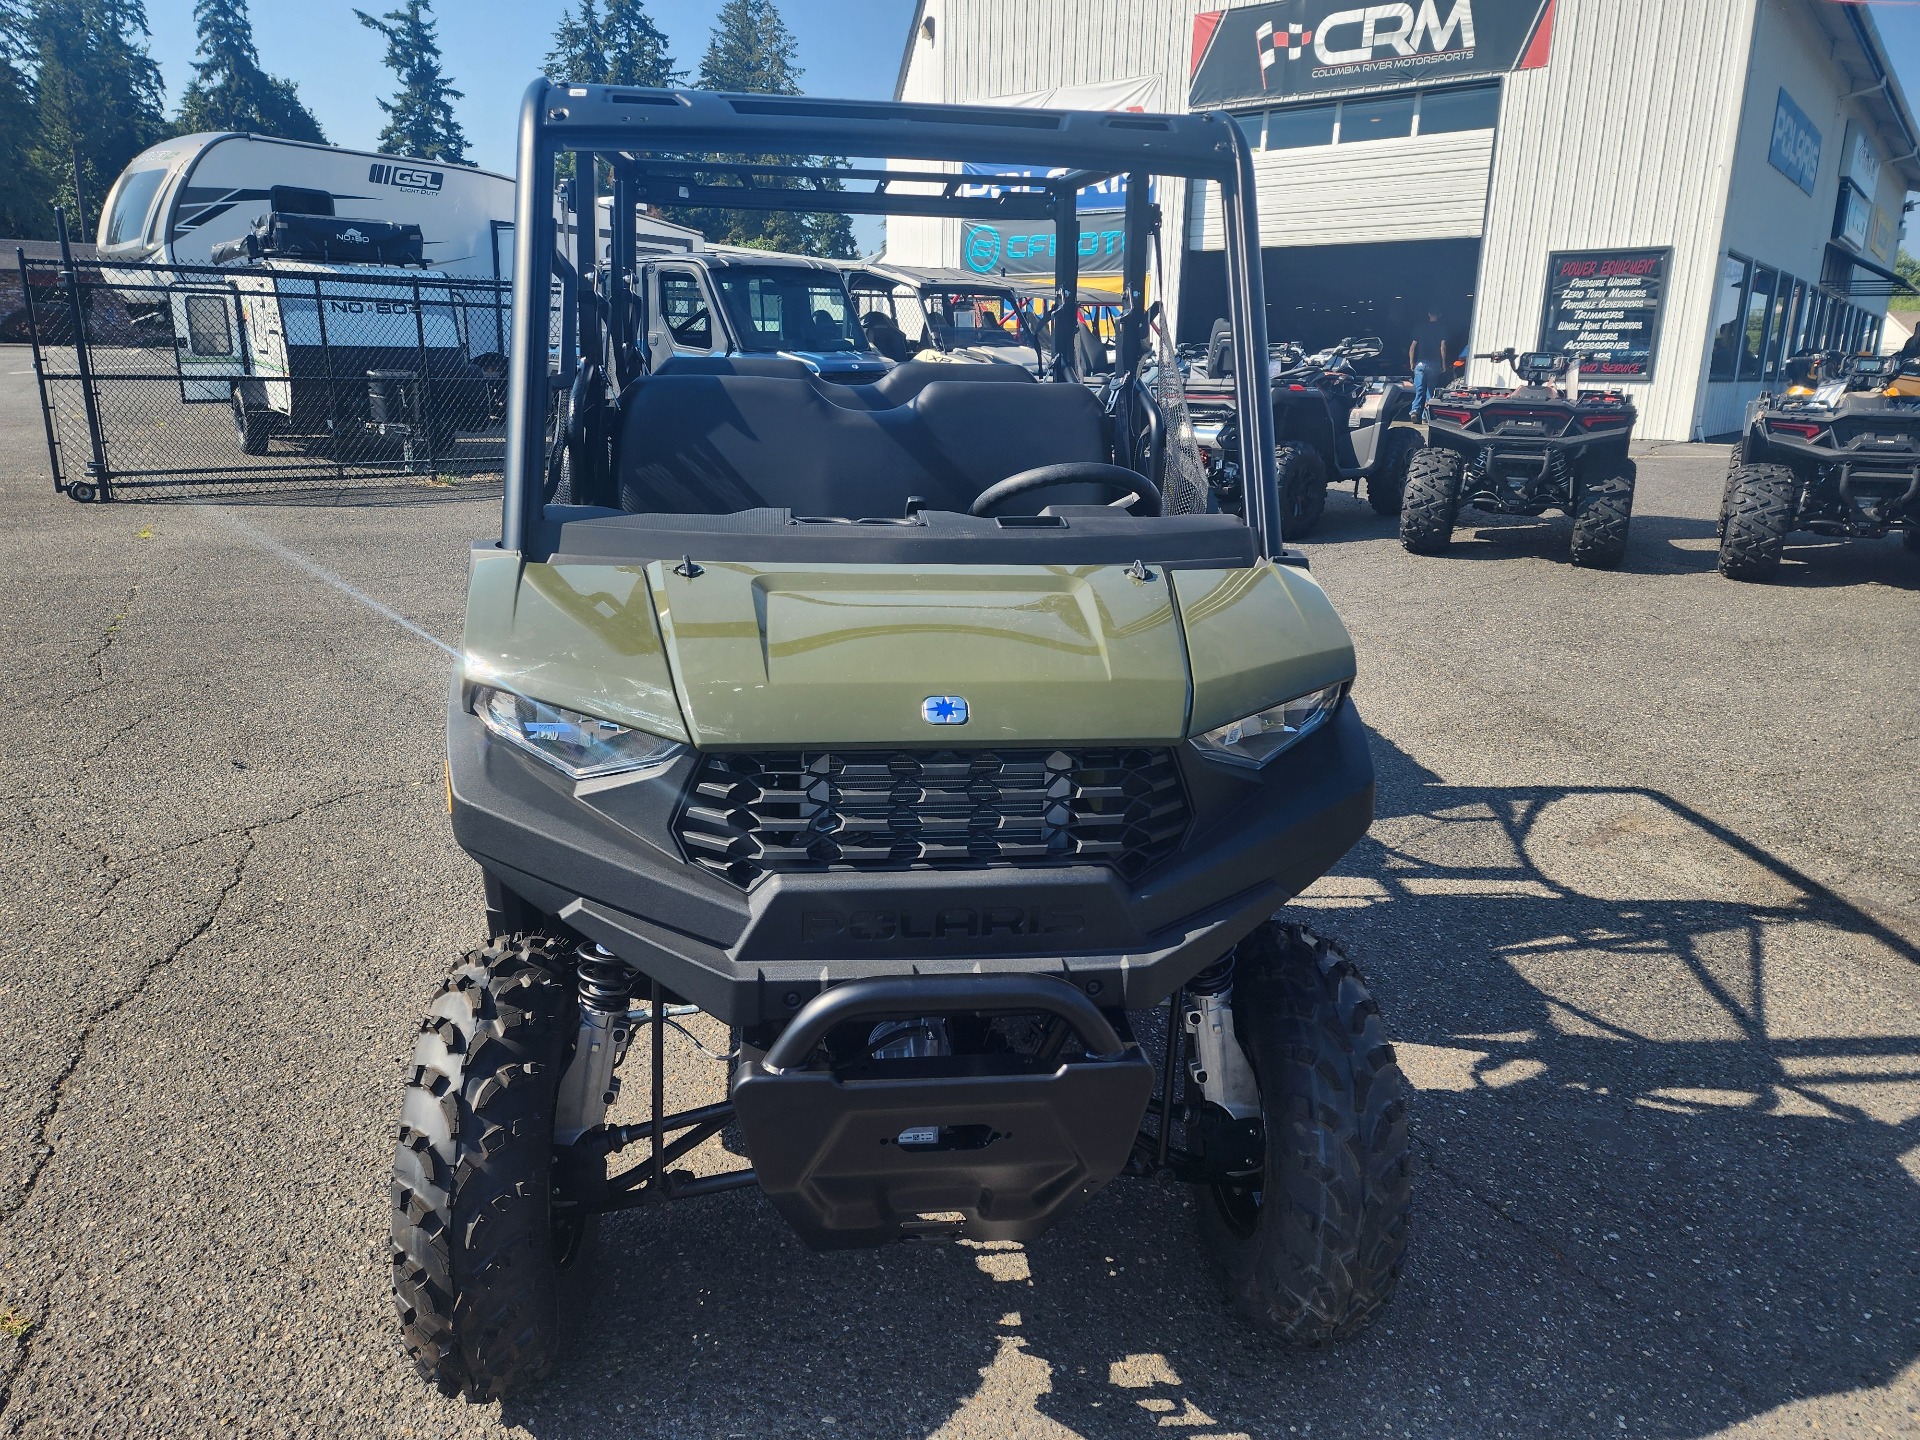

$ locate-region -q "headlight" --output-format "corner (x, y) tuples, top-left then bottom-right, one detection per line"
(472, 686), (681, 779)
(1190, 683), (1346, 768)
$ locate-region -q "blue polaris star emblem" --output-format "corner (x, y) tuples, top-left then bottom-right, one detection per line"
(922, 695), (969, 725)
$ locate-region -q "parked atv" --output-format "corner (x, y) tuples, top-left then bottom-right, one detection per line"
(391, 82), (1411, 1400)
(1401, 348), (1639, 568)
(1189, 336), (1421, 535)
(1720, 350), (1920, 580)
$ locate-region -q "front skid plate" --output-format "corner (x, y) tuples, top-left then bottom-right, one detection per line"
(732, 1049), (1155, 1249)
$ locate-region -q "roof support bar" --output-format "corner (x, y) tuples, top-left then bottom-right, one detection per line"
(1051, 189), (1081, 383)
(504, 79), (556, 556)
(1219, 119), (1279, 557)
(628, 177), (1054, 221)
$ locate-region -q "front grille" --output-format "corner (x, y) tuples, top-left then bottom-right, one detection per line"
(677, 748), (1190, 889)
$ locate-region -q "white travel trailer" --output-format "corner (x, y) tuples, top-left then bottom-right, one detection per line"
(179, 210), (492, 457)
(96, 132), (515, 279)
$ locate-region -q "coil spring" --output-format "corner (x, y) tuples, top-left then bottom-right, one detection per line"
(576, 944), (637, 1015)
(1186, 953), (1234, 997)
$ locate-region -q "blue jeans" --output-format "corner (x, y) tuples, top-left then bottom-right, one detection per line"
(1411, 361), (1435, 419)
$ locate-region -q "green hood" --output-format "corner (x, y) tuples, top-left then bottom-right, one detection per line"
(462, 551), (1355, 749)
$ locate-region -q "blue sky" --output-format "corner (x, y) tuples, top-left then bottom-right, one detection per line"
(143, 0), (920, 176)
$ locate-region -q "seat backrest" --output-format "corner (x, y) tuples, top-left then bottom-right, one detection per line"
(653, 354), (814, 380)
(616, 373), (1108, 518)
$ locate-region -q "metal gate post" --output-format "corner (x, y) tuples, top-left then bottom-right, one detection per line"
(19, 248), (63, 494)
(56, 209), (113, 501)
(310, 274), (346, 481)
(412, 274), (436, 471)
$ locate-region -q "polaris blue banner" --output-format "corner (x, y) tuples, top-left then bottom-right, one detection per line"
(958, 164), (1131, 214)
(1767, 89), (1822, 197)
(1188, 0), (1556, 108)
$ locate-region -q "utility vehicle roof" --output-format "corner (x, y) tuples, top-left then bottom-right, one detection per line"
(846, 263), (1021, 296)
(533, 83), (1244, 202)
(690, 246), (853, 274)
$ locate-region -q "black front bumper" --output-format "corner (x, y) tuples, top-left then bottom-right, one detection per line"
(448, 689), (1375, 1026)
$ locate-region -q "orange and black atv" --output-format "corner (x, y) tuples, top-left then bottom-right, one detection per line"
(1721, 349), (1920, 581)
(1399, 349), (1639, 568)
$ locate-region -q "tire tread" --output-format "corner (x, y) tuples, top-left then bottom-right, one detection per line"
(1198, 922), (1412, 1343)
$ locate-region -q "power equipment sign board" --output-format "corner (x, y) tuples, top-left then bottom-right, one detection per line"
(1537, 248), (1670, 382)
(1189, 0), (1557, 108)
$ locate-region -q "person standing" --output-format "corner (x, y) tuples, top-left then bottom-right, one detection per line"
(1408, 308), (1449, 419)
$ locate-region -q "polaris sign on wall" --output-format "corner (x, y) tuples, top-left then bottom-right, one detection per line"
(1189, 0), (1557, 108)
(1766, 89), (1822, 197)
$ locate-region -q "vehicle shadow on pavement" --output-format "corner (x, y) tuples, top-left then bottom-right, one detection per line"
(501, 733), (1920, 1440)
(137, 477), (504, 510)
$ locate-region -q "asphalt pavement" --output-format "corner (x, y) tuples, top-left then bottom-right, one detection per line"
(0, 366), (1915, 1439)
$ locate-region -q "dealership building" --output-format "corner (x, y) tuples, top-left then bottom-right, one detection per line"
(888, 0), (1920, 440)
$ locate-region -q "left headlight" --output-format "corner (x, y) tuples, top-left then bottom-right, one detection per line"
(1189, 682), (1346, 769)
(472, 685), (681, 780)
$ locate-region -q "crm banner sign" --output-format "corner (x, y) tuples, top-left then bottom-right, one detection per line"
(1189, 0), (1556, 108)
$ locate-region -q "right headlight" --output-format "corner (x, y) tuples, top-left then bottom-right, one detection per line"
(1189, 682), (1346, 769)
(471, 685), (682, 780)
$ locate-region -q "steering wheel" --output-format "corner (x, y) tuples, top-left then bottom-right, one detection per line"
(969, 463), (1162, 518)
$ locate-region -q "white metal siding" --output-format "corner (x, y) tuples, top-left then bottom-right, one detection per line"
(1470, 0), (1760, 441)
(889, 1), (1221, 315)
(1190, 131), (1495, 250)
(1697, 0), (1914, 436)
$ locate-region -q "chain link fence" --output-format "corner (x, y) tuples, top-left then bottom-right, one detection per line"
(18, 248), (518, 501)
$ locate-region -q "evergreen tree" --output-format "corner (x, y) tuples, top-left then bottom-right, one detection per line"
(355, 0), (467, 163)
(0, 1), (49, 236)
(29, 0), (167, 235)
(543, 0), (605, 86)
(177, 0), (325, 143)
(686, 0), (854, 258)
(601, 0), (679, 88)
(697, 0), (800, 96)
(1896, 251), (1920, 301)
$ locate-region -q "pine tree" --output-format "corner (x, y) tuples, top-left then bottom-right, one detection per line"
(0, 1), (49, 236)
(601, 0), (679, 88)
(29, 0), (167, 235)
(177, 0), (325, 143)
(697, 0), (800, 96)
(686, 0), (854, 258)
(543, 0), (605, 85)
(355, 0), (468, 163)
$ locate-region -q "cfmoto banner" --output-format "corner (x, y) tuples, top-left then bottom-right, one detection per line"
(959, 216), (1128, 278)
(1189, 0), (1556, 109)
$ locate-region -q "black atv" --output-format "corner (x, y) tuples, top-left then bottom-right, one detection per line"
(1720, 349), (1920, 581)
(1189, 336), (1421, 535)
(1401, 348), (1639, 569)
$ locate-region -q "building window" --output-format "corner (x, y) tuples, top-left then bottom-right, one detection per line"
(1264, 103), (1337, 149)
(1242, 83), (1495, 151)
(1763, 280), (1793, 380)
(1340, 94), (1415, 142)
(1710, 255), (1750, 381)
(1741, 267), (1777, 382)
(1417, 84), (1501, 135)
(1798, 290), (1824, 353)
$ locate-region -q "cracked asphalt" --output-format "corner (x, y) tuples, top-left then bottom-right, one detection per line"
(0, 366), (1916, 1439)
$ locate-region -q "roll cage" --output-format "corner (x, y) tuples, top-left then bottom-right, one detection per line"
(500, 80), (1280, 559)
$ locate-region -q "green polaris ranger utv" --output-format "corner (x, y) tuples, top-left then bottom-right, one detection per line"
(393, 81), (1410, 1399)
